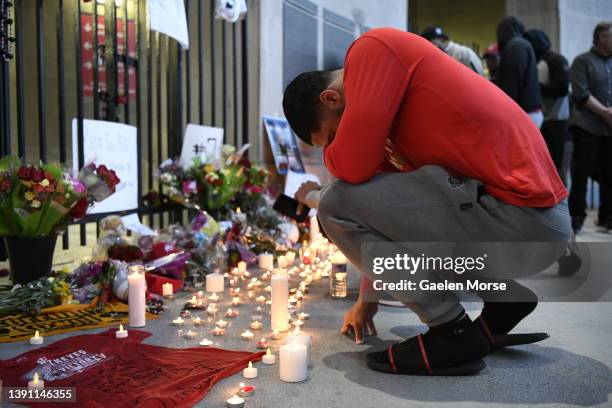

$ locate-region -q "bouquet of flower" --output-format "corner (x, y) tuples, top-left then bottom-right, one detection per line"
(158, 144), (247, 212)
(0, 157), (120, 237)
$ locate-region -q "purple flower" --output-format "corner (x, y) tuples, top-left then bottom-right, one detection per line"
(71, 177), (87, 194)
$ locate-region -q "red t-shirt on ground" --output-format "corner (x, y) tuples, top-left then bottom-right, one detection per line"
(324, 28), (567, 207)
(0, 328), (263, 408)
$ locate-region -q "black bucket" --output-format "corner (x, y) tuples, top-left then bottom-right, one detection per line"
(4, 235), (58, 285)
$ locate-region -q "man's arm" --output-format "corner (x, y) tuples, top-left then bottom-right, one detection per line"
(324, 37), (412, 184)
(496, 42), (529, 103)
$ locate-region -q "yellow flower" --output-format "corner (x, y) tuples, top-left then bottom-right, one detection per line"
(204, 164), (216, 174)
(40, 179), (50, 187)
(24, 191), (35, 201)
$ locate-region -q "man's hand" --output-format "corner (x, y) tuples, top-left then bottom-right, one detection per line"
(340, 298), (378, 344)
(602, 106), (612, 128)
(295, 181), (321, 215)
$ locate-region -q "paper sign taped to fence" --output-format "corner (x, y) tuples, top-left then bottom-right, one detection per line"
(121, 213), (157, 237)
(148, 0), (189, 49)
(72, 119), (139, 214)
(180, 124), (224, 169)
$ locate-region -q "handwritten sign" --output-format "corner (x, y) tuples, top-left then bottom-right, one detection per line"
(72, 119), (139, 214)
(180, 124), (224, 169)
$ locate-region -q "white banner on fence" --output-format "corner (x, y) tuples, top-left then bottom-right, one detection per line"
(148, 0), (189, 49)
(72, 119), (139, 214)
(180, 124), (224, 169)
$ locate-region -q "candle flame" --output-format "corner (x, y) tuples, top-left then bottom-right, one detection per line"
(34, 330), (39, 338)
(119, 324), (123, 331)
(240, 382), (245, 387)
(266, 348), (271, 355)
(236, 207), (242, 214)
(248, 361), (252, 368)
(33, 372), (39, 383)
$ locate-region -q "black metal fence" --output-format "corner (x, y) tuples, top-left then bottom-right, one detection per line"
(0, 0), (261, 249)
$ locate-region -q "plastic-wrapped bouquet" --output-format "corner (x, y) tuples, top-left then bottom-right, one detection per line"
(0, 157), (120, 237)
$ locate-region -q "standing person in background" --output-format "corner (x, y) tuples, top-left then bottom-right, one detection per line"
(483, 43), (501, 82)
(496, 17), (543, 128)
(420, 26), (484, 75)
(524, 29), (571, 183)
(568, 21), (612, 233)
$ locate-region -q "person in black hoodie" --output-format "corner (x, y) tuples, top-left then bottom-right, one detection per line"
(524, 29), (570, 183)
(496, 17), (543, 128)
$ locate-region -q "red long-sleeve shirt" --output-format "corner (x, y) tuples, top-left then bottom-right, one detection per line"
(324, 28), (567, 208)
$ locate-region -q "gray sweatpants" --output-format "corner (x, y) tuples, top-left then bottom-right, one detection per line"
(318, 165), (572, 326)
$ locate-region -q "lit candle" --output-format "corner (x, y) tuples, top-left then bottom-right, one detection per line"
(229, 287), (240, 297)
(258, 253), (274, 270)
(30, 330), (43, 345)
(309, 215), (319, 242)
(237, 261), (247, 274)
(162, 282), (173, 297)
(206, 273), (224, 293)
(298, 312), (310, 320)
(270, 330), (282, 340)
(254, 306), (263, 314)
(277, 255), (288, 268)
(28, 372), (45, 389)
(235, 207), (247, 223)
(241, 330), (254, 340)
(193, 316), (205, 326)
(115, 324), (128, 339)
(212, 326), (226, 336)
(172, 317), (185, 326)
(207, 304), (219, 315)
(262, 348), (276, 364)
(216, 319), (228, 328)
(200, 338), (213, 347)
(256, 338), (269, 349)
(250, 320), (263, 330)
(189, 295), (198, 305)
(226, 394), (245, 408)
(255, 295), (266, 305)
(184, 329), (197, 340)
(209, 292), (220, 302)
(238, 382), (255, 397)
(232, 297), (242, 306)
(285, 326), (312, 367)
(271, 271), (289, 332)
(225, 308), (239, 318)
(229, 278), (238, 288)
(242, 361), (258, 379)
(128, 265), (147, 328)
(247, 291), (255, 300)
(292, 319), (304, 328)
(280, 343), (308, 383)
(180, 309), (192, 318)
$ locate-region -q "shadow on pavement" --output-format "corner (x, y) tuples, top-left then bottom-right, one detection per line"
(322, 325), (612, 406)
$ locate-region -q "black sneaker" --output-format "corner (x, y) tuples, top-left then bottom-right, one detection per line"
(571, 215), (586, 234)
(595, 216), (612, 233)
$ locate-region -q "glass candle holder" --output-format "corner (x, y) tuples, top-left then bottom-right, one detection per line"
(329, 261), (348, 298)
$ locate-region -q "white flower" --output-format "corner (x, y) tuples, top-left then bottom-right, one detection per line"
(160, 173), (173, 183)
(222, 145), (236, 156)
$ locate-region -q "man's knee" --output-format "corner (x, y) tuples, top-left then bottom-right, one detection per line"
(317, 180), (348, 232)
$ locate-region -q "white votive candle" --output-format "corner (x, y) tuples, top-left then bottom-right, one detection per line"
(200, 338), (213, 347)
(250, 320), (263, 330)
(258, 253), (274, 270)
(30, 330), (43, 345)
(28, 372), (45, 389)
(262, 348), (276, 364)
(206, 273), (224, 293)
(241, 330), (254, 340)
(209, 293), (220, 302)
(128, 265), (147, 328)
(216, 319), (228, 328)
(172, 317), (185, 326)
(226, 394), (245, 408)
(280, 343), (308, 382)
(115, 324), (128, 339)
(277, 255), (288, 268)
(162, 282), (173, 297)
(285, 326), (313, 367)
(242, 361), (258, 379)
(212, 326), (226, 336)
(193, 316), (204, 326)
(184, 330), (197, 340)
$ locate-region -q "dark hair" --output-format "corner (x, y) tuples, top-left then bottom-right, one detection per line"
(593, 21), (612, 44)
(282, 70), (334, 145)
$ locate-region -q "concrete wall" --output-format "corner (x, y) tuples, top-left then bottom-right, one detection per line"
(505, 0), (560, 52)
(558, 0), (612, 63)
(259, 0), (407, 181)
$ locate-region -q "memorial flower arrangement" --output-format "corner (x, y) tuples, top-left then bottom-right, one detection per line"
(158, 144), (248, 213)
(0, 157), (120, 237)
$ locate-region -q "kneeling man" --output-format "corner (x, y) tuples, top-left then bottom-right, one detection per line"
(283, 28), (570, 375)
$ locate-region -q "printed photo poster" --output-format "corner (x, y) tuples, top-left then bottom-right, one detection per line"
(72, 119), (139, 214)
(263, 115), (305, 175)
